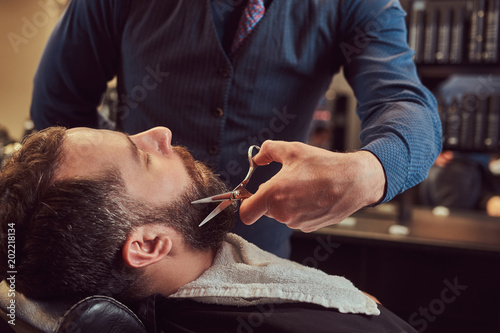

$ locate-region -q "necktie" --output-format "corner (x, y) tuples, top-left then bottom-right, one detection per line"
(231, 0), (265, 53)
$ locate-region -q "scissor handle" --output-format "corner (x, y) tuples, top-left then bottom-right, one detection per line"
(232, 187), (253, 200)
(248, 145), (261, 164)
(240, 145), (260, 187)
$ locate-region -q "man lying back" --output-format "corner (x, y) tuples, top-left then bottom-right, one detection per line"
(0, 127), (417, 332)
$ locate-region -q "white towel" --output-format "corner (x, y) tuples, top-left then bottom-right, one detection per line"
(170, 233), (380, 315)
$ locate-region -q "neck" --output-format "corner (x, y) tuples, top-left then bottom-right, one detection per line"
(152, 244), (216, 296)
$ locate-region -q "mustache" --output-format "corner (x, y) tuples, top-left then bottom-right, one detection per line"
(173, 145), (227, 193)
(172, 146), (199, 178)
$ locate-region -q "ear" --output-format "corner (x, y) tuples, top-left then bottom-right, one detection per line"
(122, 225), (173, 268)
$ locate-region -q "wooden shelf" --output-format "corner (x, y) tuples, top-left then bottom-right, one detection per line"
(417, 64), (500, 78)
(312, 205), (500, 253)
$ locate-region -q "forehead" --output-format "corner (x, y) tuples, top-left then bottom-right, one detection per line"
(66, 127), (108, 148)
(64, 127), (124, 150)
(56, 128), (126, 180)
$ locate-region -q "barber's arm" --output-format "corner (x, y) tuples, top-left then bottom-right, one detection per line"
(30, 0), (122, 129)
(341, 0), (442, 202)
(240, 0), (442, 232)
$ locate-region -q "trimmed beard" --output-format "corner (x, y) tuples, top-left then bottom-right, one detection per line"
(126, 146), (236, 251)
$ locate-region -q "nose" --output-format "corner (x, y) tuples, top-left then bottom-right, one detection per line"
(130, 127), (173, 155)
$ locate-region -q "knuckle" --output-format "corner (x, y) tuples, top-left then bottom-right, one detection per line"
(268, 189), (287, 208)
(260, 140), (273, 152)
(261, 140), (271, 147)
(286, 142), (305, 160)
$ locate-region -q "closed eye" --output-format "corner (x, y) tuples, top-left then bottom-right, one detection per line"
(124, 133), (151, 169)
(139, 148), (151, 168)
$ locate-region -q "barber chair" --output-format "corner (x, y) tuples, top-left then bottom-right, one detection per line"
(0, 280), (147, 333)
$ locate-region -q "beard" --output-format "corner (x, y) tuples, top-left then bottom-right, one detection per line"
(127, 146), (236, 251)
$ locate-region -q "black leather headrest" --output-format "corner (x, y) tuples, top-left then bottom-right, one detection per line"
(57, 295), (147, 333)
(1, 279), (147, 332)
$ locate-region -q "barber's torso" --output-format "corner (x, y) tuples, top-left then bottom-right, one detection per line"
(113, 0), (348, 256)
(117, 0), (343, 188)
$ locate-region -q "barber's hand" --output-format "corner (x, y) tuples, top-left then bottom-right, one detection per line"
(239, 141), (386, 233)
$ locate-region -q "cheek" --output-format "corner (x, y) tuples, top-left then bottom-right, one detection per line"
(157, 167), (190, 196)
(141, 165), (191, 205)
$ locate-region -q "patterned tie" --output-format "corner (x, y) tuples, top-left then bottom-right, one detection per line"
(231, 0), (266, 53)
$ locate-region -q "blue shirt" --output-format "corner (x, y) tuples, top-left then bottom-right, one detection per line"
(30, 0), (442, 257)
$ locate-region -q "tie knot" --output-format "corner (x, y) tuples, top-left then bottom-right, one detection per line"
(231, 0), (266, 53)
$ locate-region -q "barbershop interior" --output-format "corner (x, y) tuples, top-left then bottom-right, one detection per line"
(1, 0), (500, 332)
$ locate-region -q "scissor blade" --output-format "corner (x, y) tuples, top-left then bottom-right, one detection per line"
(191, 192), (234, 204)
(198, 200), (233, 227)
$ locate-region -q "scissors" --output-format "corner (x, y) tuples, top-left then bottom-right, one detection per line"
(192, 145), (261, 227)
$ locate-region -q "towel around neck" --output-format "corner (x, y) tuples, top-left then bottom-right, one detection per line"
(169, 233), (380, 315)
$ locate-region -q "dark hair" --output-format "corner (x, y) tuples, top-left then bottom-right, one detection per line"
(0, 127), (234, 304)
(20, 174), (148, 302)
(0, 127), (140, 303)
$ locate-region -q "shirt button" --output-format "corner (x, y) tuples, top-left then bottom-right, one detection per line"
(218, 68), (231, 78)
(208, 145), (219, 155)
(213, 107), (224, 118)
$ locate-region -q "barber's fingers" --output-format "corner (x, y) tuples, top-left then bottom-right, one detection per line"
(239, 184), (271, 225)
(243, 140), (309, 224)
(253, 140), (302, 166)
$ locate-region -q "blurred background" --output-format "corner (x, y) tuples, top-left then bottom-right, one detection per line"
(0, 0), (68, 140)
